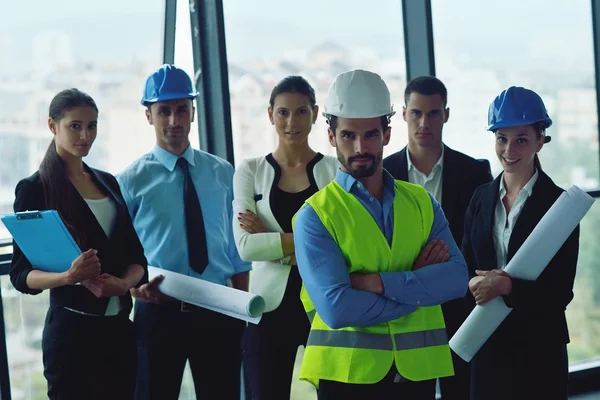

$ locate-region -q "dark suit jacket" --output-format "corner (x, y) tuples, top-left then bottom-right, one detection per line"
(9, 165), (148, 315)
(383, 145), (493, 334)
(383, 145), (493, 247)
(462, 171), (579, 399)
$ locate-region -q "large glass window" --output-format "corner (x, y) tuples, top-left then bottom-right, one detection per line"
(224, 0), (406, 168)
(0, 1), (166, 242)
(432, 0), (600, 367)
(432, 0), (598, 189)
(0, 0), (165, 397)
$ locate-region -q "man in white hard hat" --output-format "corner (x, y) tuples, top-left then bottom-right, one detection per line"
(292, 69), (468, 399)
(384, 76), (493, 400)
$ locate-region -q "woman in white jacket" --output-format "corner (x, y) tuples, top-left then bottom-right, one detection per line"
(233, 76), (338, 400)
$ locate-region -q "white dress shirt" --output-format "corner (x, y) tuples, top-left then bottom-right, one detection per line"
(494, 170), (539, 269)
(407, 147), (444, 203)
(66, 197), (121, 316)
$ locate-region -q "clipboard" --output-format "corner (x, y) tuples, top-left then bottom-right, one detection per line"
(1, 210), (82, 272)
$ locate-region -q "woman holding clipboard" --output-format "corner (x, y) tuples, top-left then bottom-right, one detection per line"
(9, 88), (148, 400)
(462, 86), (580, 400)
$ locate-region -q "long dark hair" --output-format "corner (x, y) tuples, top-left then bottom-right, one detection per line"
(40, 88), (98, 249)
(531, 121), (549, 171)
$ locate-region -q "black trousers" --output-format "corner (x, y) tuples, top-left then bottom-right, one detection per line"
(471, 339), (568, 400)
(243, 267), (310, 400)
(42, 306), (137, 400)
(438, 299), (471, 400)
(134, 301), (245, 400)
(317, 368), (436, 400)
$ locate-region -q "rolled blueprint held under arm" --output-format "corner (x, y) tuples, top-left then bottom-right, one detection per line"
(148, 266), (266, 324)
(449, 185), (594, 362)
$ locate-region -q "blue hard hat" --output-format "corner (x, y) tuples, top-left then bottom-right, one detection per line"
(487, 86), (552, 132)
(141, 64), (198, 106)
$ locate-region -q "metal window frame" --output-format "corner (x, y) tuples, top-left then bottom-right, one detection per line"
(401, 0), (435, 80)
(188, 0), (235, 164)
(0, 248), (10, 400)
(593, 0), (600, 181)
(163, 0), (177, 65)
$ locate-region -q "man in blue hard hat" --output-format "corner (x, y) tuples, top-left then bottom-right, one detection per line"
(117, 64), (251, 400)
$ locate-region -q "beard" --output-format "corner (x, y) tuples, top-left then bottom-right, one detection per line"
(337, 149), (382, 178)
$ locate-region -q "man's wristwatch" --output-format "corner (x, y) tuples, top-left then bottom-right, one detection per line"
(280, 255), (292, 265)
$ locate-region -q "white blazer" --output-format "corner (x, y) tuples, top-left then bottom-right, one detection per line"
(232, 153), (338, 312)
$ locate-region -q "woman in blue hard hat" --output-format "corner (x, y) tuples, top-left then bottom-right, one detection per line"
(461, 86), (579, 400)
(232, 76), (338, 400)
(9, 88), (148, 399)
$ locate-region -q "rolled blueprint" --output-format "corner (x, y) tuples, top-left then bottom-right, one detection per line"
(148, 266), (266, 324)
(449, 185), (594, 362)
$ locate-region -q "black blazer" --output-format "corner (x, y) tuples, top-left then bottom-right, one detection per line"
(462, 170), (579, 345)
(9, 165), (148, 315)
(383, 145), (493, 247)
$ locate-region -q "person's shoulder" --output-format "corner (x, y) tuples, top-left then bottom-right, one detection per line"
(115, 152), (156, 184)
(17, 171), (41, 186)
(89, 167), (115, 181)
(319, 154), (338, 164)
(236, 155), (265, 172)
(383, 147), (407, 162)
(394, 179), (427, 194)
(194, 148), (234, 172)
(13, 171), (44, 211)
(537, 170), (565, 199)
(294, 201), (318, 226)
(468, 178), (497, 207)
(446, 146), (490, 168)
(316, 154), (339, 171)
(15, 171), (42, 195)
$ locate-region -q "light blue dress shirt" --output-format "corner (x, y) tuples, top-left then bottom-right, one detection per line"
(294, 168), (468, 329)
(117, 145), (251, 285)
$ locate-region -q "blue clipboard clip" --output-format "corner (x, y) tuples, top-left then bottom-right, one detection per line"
(15, 211), (44, 220)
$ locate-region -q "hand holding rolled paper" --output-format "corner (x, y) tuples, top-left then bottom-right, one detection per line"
(450, 185), (594, 362)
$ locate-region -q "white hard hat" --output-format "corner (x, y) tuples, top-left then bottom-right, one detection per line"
(323, 69), (396, 120)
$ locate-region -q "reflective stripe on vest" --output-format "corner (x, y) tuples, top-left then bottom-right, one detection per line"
(307, 328), (448, 351)
(394, 328), (448, 351)
(307, 330), (393, 351)
(306, 309), (316, 324)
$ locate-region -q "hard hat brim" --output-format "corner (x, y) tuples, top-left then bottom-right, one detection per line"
(322, 111), (396, 119)
(487, 117), (552, 132)
(141, 91), (199, 106)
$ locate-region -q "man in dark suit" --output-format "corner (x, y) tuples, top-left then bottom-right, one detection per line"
(383, 76), (493, 400)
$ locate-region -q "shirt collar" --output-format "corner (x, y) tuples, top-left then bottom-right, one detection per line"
(335, 168), (396, 193)
(407, 146), (445, 174)
(152, 144), (196, 171)
(499, 169), (539, 198)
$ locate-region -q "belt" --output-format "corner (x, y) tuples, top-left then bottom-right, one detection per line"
(63, 306), (104, 317)
(178, 301), (202, 313)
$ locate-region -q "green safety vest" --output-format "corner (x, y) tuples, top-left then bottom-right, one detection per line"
(293, 179), (454, 387)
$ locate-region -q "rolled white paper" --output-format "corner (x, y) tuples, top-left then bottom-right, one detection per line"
(148, 266), (266, 324)
(449, 185), (594, 362)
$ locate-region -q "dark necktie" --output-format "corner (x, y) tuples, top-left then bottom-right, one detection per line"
(177, 157), (209, 273)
